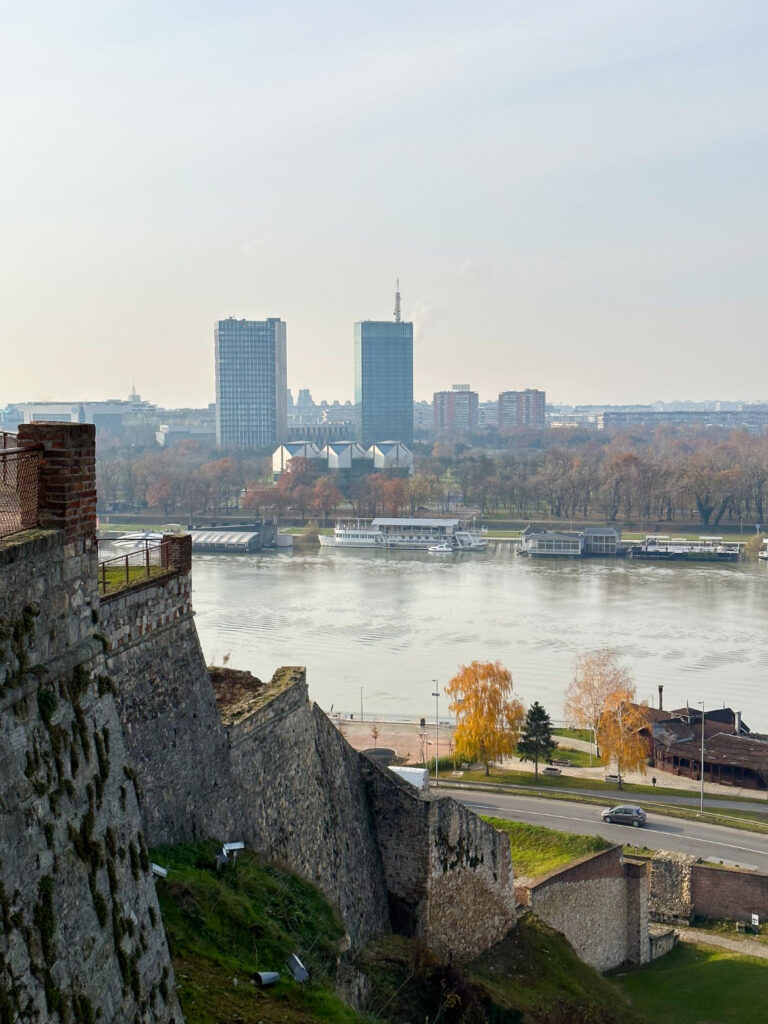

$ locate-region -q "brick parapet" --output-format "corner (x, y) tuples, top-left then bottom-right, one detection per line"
(162, 533), (192, 572)
(17, 422), (96, 544)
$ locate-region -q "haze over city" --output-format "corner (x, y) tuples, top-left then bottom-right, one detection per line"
(2, 1), (767, 407)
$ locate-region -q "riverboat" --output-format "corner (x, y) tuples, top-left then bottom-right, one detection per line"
(626, 535), (742, 562)
(759, 538), (768, 561)
(318, 517), (487, 551)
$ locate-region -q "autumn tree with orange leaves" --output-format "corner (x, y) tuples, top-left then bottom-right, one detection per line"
(564, 649), (634, 762)
(596, 688), (649, 788)
(445, 661), (525, 775)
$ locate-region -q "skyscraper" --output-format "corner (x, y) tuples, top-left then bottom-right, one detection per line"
(214, 317), (287, 449)
(354, 286), (413, 445)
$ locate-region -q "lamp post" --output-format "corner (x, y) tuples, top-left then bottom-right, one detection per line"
(432, 681), (440, 787)
(699, 700), (705, 813)
(360, 687), (364, 723)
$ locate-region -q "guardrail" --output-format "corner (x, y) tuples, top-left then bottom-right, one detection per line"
(98, 540), (174, 595)
(0, 432), (43, 539)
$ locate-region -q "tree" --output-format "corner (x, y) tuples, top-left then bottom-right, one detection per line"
(564, 649), (634, 762)
(596, 689), (649, 788)
(517, 702), (557, 779)
(445, 661), (524, 776)
(311, 476), (344, 525)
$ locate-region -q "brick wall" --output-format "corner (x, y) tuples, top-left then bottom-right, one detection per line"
(692, 864), (768, 921)
(17, 422), (96, 545)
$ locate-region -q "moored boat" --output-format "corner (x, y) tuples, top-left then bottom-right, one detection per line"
(318, 517), (486, 551)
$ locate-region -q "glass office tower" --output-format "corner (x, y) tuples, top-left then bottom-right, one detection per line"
(354, 320), (414, 445)
(215, 317), (287, 449)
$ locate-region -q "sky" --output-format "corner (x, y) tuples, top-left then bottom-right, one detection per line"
(1, 0), (767, 408)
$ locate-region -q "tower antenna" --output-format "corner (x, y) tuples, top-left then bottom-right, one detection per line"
(394, 279), (401, 323)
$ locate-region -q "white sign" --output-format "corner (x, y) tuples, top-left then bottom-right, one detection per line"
(752, 914), (760, 927)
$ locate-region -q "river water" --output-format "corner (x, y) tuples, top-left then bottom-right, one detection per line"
(189, 545), (768, 729)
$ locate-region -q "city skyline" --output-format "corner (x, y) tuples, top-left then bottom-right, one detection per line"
(2, 3), (767, 407)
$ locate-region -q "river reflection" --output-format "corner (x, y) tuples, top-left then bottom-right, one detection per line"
(189, 546), (768, 727)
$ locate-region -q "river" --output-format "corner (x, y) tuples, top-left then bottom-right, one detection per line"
(189, 545), (768, 728)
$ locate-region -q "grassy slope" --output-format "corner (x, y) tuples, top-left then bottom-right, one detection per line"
(612, 942), (768, 1024)
(484, 818), (612, 878)
(358, 916), (648, 1024)
(151, 841), (363, 1024)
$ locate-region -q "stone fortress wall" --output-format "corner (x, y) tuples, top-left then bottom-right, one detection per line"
(515, 847), (651, 972)
(0, 426), (180, 1023)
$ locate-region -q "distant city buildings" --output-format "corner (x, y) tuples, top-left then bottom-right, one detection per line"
(498, 389), (546, 430)
(214, 317), (287, 449)
(433, 385), (479, 434)
(596, 407), (768, 431)
(354, 287), (414, 445)
(1, 389), (157, 440)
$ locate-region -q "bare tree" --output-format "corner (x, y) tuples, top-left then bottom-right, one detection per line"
(564, 649), (634, 762)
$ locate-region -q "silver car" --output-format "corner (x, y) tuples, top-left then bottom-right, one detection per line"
(601, 805), (646, 827)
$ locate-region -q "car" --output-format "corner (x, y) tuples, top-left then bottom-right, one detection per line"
(601, 805), (646, 827)
(542, 765), (562, 776)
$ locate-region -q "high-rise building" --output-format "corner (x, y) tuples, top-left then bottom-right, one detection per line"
(214, 317), (287, 449)
(354, 286), (413, 444)
(498, 389), (546, 430)
(433, 384), (479, 434)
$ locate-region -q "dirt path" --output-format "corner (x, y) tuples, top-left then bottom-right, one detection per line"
(677, 930), (768, 959)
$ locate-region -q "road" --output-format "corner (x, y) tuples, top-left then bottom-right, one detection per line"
(442, 778), (768, 816)
(455, 790), (768, 873)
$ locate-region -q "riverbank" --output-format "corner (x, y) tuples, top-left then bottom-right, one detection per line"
(334, 717), (768, 804)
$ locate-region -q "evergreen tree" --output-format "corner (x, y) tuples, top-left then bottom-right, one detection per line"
(518, 702), (557, 779)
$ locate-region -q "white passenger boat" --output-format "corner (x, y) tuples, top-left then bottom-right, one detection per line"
(759, 538), (768, 561)
(318, 517), (487, 551)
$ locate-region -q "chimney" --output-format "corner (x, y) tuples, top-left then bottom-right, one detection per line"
(734, 710), (742, 734)
(658, 684), (663, 711)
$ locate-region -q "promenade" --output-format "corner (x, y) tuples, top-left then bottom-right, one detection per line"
(334, 716), (768, 803)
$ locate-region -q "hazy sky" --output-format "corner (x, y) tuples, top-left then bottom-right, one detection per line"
(2, 1), (767, 407)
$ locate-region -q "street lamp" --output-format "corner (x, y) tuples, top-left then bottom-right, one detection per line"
(432, 681), (440, 787)
(699, 700), (705, 814)
(360, 687), (364, 723)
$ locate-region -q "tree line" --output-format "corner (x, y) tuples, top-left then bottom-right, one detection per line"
(96, 426), (768, 528)
(446, 650), (649, 785)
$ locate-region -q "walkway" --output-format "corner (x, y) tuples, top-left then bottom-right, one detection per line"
(677, 929), (768, 960)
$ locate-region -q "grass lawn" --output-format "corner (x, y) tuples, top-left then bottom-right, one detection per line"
(612, 942), (768, 1024)
(554, 745), (606, 768)
(99, 564), (172, 593)
(483, 818), (611, 877)
(553, 727), (593, 744)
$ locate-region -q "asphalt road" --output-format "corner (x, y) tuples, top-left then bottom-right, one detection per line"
(455, 790), (768, 873)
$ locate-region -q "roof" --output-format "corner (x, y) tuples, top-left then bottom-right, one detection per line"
(191, 530), (260, 549)
(372, 518), (460, 528)
(668, 706), (749, 733)
(663, 732), (768, 773)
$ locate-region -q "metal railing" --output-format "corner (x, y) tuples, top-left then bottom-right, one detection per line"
(98, 540), (174, 595)
(0, 432), (43, 539)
